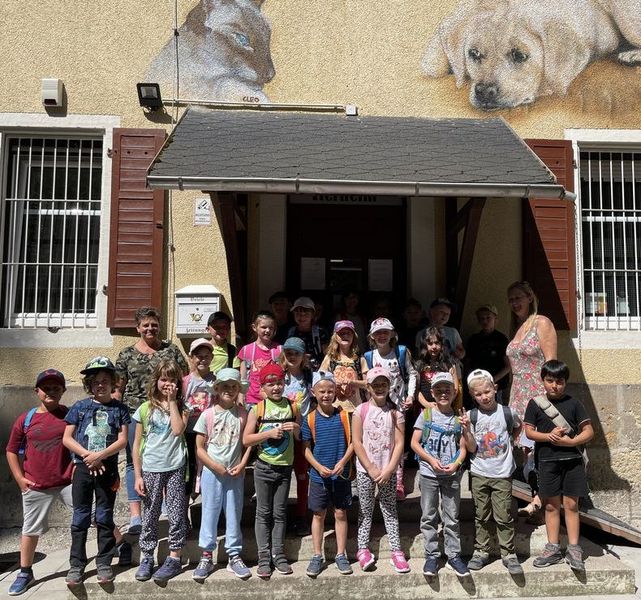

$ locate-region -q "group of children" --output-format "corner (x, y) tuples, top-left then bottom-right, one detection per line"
(5, 300), (593, 594)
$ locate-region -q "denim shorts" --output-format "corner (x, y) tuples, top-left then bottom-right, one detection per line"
(308, 478), (352, 512)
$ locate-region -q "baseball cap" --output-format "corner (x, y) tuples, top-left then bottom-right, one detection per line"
(431, 372), (455, 387)
(282, 337), (306, 354)
(35, 368), (66, 389)
(467, 368), (494, 387)
(312, 371), (337, 387)
(214, 368), (249, 393)
(259, 363), (285, 385)
(291, 296), (315, 311)
(81, 356), (116, 375)
(334, 320), (355, 333)
(189, 337), (214, 355)
(476, 304), (498, 316)
(366, 366), (392, 384)
(207, 311), (232, 326)
(430, 297), (457, 311)
(369, 317), (394, 335)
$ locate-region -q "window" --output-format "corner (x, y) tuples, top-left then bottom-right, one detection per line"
(579, 149), (641, 330)
(1, 136), (102, 328)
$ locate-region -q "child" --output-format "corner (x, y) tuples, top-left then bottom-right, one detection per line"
(6, 369), (73, 596)
(464, 305), (510, 404)
(183, 338), (217, 501)
(133, 359), (190, 582)
(288, 296), (329, 371)
(397, 298), (428, 354)
(281, 336), (314, 536)
(319, 320), (368, 413)
(335, 290), (368, 353)
(62, 357), (130, 586)
(301, 371), (354, 577)
(243, 363), (300, 578)
(462, 369), (523, 575)
(352, 366), (409, 574)
(206, 311), (240, 374)
(364, 317), (418, 500)
(415, 298), (465, 359)
(411, 372), (468, 578)
(238, 310), (282, 406)
(524, 360), (594, 572)
(416, 326), (462, 412)
(269, 291), (293, 344)
(192, 368), (252, 581)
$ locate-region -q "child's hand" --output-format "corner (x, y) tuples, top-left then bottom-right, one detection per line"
(459, 408), (470, 431)
(18, 476), (36, 492)
(83, 452), (103, 470)
(267, 426), (284, 440)
(89, 462), (106, 476)
(368, 465), (382, 480)
(227, 464), (245, 477)
(374, 467), (393, 485)
(281, 421), (298, 433)
(331, 461), (346, 477)
(439, 462), (459, 475)
(548, 426), (568, 444)
(402, 396), (414, 410)
(164, 382), (178, 402)
(318, 465), (333, 478)
(134, 476), (146, 497)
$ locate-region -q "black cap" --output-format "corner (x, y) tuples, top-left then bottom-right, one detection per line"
(207, 311), (233, 326)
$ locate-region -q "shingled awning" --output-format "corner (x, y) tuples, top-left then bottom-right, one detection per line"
(147, 107), (571, 199)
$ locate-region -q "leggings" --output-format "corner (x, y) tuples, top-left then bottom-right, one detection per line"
(356, 471), (401, 551)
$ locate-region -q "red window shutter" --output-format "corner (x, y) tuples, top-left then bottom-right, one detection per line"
(107, 129), (166, 328)
(523, 139), (576, 331)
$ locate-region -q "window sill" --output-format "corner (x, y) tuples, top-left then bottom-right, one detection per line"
(571, 330), (641, 350)
(0, 328), (113, 348)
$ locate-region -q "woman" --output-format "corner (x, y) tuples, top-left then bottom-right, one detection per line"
(115, 306), (189, 533)
(501, 281), (557, 517)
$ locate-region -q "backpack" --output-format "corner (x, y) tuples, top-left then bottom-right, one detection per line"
(18, 407), (38, 457)
(469, 405), (514, 433)
(417, 405), (462, 464)
(226, 343), (237, 368)
(364, 345), (409, 385)
(307, 407), (355, 480)
(254, 397), (300, 427)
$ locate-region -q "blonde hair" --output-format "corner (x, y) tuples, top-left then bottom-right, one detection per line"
(326, 331), (360, 361)
(278, 349), (311, 371)
(507, 281), (539, 337)
(146, 358), (185, 414)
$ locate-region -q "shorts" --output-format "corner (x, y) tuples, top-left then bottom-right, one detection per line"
(22, 484), (73, 536)
(538, 458), (588, 499)
(308, 478), (352, 512)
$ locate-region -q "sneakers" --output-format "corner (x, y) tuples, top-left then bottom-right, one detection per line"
(356, 548), (376, 571)
(306, 554), (324, 578)
(565, 544), (585, 572)
(116, 541), (133, 567)
(533, 543), (564, 568)
(227, 555), (251, 579)
(390, 550), (411, 573)
(272, 553), (293, 575)
(192, 556), (214, 582)
(335, 553), (353, 575)
(128, 516), (142, 536)
(135, 555), (154, 581)
(422, 557), (439, 576)
(467, 552), (490, 571)
(65, 566), (85, 587)
(502, 554), (524, 575)
(447, 556), (470, 577)
(96, 564), (114, 584)
(256, 553), (272, 579)
(8, 571), (34, 596)
(153, 556), (182, 582)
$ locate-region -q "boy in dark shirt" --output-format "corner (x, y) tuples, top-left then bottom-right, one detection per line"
(524, 360), (594, 572)
(288, 297), (329, 370)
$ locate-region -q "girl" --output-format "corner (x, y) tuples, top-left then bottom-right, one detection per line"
(238, 310), (282, 406)
(280, 337), (314, 536)
(335, 290), (368, 353)
(416, 327), (462, 412)
(133, 359), (189, 583)
(364, 317), (418, 500)
(319, 320), (368, 413)
(352, 367), (409, 573)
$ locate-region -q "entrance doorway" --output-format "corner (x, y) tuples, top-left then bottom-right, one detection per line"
(286, 195), (407, 317)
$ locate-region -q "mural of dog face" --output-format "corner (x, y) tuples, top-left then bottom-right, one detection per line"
(146, 0), (275, 103)
(421, 0), (641, 110)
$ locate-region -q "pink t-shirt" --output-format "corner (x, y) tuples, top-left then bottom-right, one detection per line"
(355, 400), (404, 473)
(237, 342), (282, 405)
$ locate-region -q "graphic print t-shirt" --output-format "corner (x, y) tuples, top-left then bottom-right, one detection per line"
(470, 406), (520, 478)
(193, 405), (245, 470)
(413, 408), (460, 478)
(238, 342), (282, 405)
(253, 398), (294, 467)
(355, 402), (404, 474)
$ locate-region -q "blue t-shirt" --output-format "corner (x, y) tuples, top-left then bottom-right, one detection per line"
(65, 397), (130, 465)
(301, 409), (348, 483)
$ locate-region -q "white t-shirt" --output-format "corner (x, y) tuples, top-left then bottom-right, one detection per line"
(193, 405), (245, 470)
(368, 348), (417, 408)
(132, 405), (187, 473)
(355, 401), (404, 473)
(413, 408), (461, 478)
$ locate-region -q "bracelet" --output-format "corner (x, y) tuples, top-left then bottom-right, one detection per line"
(453, 458), (463, 467)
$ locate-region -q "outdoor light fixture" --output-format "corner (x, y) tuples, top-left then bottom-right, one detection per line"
(137, 83), (163, 111)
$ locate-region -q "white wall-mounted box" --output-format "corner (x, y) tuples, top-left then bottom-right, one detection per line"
(175, 285), (221, 337)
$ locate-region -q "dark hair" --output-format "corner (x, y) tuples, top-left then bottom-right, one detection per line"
(416, 326), (454, 372)
(404, 297), (422, 310)
(135, 306), (161, 324)
(207, 311), (232, 326)
(252, 309), (276, 324)
(541, 359), (570, 381)
(82, 370), (118, 395)
(268, 291), (289, 304)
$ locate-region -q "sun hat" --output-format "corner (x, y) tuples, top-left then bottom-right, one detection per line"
(334, 320), (355, 333)
(189, 337), (214, 355)
(369, 317), (394, 335)
(282, 337), (306, 354)
(80, 356), (116, 375)
(466, 369), (494, 387)
(430, 372), (455, 387)
(259, 363), (286, 384)
(214, 368), (249, 393)
(35, 369), (66, 389)
(291, 296), (315, 311)
(312, 371), (337, 387)
(366, 366), (392, 384)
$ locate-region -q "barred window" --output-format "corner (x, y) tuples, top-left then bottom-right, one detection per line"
(1, 136), (102, 328)
(579, 150), (641, 330)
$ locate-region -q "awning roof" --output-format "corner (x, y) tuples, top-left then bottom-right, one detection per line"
(147, 107), (570, 199)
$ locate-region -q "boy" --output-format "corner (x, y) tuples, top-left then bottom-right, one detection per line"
(301, 371), (354, 578)
(464, 305), (509, 403)
(243, 363), (300, 578)
(462, 369), (523, 575)
(524, 360), (594, 572)
(287, 297), (328, 371)
(269, 291), (293, 344)
(415, 298), (465, 359)
(6, 369), (73, 596)
(192, 368), (252, 581)
(62, 357), (130, 586)
(411, 372), (468, 578)
(206, 311), (240, 374)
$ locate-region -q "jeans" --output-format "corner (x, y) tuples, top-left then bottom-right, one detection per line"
(199, 467), (244, 556)
(419, 473), (462, 559)
(253, 459), (292, 556)
(125, 420), (142, 503)
(470, 474), (515, 557)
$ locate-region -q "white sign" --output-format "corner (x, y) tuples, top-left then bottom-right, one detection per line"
(368, 259), (393, 291)
(301, 257), (325, 290)
(193, 197), (212, 226)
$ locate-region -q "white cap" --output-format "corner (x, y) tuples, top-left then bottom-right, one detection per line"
(430, 372), (455, 387)
(466, 368), (494, 387)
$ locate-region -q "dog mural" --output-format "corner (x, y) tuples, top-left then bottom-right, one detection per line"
(421, 0), (641, 111)
(146, 0), (275, 103)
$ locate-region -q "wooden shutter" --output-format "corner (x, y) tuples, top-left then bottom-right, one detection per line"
(523, 139), (576, 331)
(107, 129), (166, 328)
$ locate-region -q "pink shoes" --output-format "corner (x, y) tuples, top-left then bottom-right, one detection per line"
(356, 548), (376, 571)
(390, 550), (411, 573)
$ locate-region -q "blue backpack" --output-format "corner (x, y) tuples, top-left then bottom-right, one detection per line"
(18, 407), (38, 457)
(364, 345), (409, 384)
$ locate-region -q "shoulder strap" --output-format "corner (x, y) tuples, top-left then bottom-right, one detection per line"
(502, 405), (514, 432)
(360, 401), (370, 423)
(270, 347), (280, 363)
(354, 357), (363, 380)
(226, 343), (236, 368)
(308, 409), (317, 443)
(396, 345), (408, 382)
(312, 325), (321, 354)
(23, 407), (38, 432)
(469, 407), (478, 428)
(364, 351), (374, 370)
(339, 407), (351, 444)
(204, 408), (214, 445)
(533, 395), (573, 434)
(255, 400), (265, 428)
